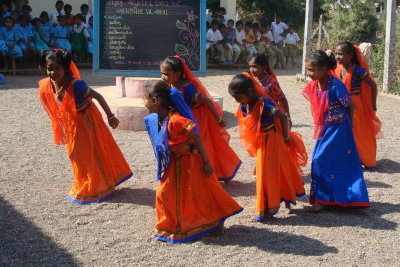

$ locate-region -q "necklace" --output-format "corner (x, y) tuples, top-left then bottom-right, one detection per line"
(52, 78), (67, 95)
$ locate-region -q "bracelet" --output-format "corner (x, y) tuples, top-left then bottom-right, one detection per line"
(284, 136), (290, 141)
(107, 114), (115, 120)
(216, 116), (222, 123)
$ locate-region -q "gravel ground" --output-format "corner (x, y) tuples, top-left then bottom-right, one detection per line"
(0, 67), (399, 267)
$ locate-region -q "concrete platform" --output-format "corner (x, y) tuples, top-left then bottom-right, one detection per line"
(94, 85), (223, 131)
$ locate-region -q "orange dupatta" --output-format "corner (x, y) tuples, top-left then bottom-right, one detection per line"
(174, 55), (222, 116)
(333, 45), (382, 139)
(39, 62), (81, 145)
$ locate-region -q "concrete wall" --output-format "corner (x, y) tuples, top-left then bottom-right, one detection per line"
(29, 0), (93, 19)
(220, 0), (236, 21)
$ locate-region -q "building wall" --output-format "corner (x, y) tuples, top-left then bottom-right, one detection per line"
(29, 0), (93, 19)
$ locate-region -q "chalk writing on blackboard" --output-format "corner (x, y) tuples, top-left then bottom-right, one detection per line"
(175, 9), (199, 70)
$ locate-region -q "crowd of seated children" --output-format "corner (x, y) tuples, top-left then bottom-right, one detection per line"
(205, 12), (300, 68)
(0, 1), (94, 68)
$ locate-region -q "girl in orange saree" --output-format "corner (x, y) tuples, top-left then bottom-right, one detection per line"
(248, 54), (308, 171)
(38, 49), (132, 204)
(143, 81), (242, 243)
(228, 74), (305, 220)
(159, 56), (241, 182)
(333, 42), (383, 170)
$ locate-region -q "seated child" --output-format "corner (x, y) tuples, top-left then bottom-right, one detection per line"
(21, 5), (33, 22)
(80, 4), (92, 28)
(222, 19), (241, 64)
(234, 20), (248, 64)
(50, 1), (65, 26)
(40, 11), (54, 47)
(86, 16), (93, 55)
(1, 4), (11, 19)
(53, 15), (71, 52)
(0, 16), (23, 58)
(206, 20), (224, 64)
(70, 14), (89, 62)
(15, 15), (35, 53)
(64, 4), (74, 26)
(284, 25), (300, 68)
(31, 18), (49, 52)
(243, 21), (257, 63)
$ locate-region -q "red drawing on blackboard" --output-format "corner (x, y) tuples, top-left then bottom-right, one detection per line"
(175, 10), (200, 70)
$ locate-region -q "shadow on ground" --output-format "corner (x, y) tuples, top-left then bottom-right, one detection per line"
(265, 202), (399, 231)
(0, 196), (79, 267)
(106, 188), (156, 208)
(202, 225), (338, 256)
(376, 159), (400, 174)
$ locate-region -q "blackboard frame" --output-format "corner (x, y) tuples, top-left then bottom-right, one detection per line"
(93, 0), (207, 77)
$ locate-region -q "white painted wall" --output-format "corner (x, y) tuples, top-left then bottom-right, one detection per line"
(220, 0), (236, 22)
(29, 0), (93, 19)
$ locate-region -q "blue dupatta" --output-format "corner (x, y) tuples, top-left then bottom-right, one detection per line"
(144, 88), (197, 181)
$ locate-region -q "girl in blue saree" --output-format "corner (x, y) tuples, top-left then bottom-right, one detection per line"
(302, 50), (370, 212)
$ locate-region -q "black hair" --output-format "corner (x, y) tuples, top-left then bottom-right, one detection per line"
(40, 11), (49, 18)
(261, 22), (269, 27)
(160, 56), (183, 74)
(211, 19), (219, 26)
(74, 13), (84, 20)
(39, 49), (73, 76)
(55, 1), (64, 6)
(245, 21), (253, 27)
(228, 74), (255, 96)
(219, 23), (226, 29)
(19, 14), (29, 22)
(227, 19), (234, 24)
(22, 5), (32, 12)
(80, 4), (89, 10)
(336, 41), (359, 65)
(306, 50), (337, 70)
(144, 80), (171, 109)
(219, 7), (226, 13)
(236, 20), (243, 26)
(64, 4), (72, 10)
(249, 54), (273, 75)
(32, 18), (41, 25)
(252, 23), (260, 29)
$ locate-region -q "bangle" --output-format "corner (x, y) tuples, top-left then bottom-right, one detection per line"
(284, 136), (290, 141)
(107, 113), (115, 120)
(216, 116), (222, 123)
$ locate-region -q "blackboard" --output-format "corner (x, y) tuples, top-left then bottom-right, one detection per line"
(93, 0), (206, 77)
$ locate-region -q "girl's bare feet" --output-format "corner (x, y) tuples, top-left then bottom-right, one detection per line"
(304, 203), (325, 212)
(285, 202), (292, 214)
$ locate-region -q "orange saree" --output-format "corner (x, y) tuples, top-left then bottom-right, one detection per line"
(333, 46), (383, 169)
(153, 112), (243, 243)
(236, 97), (305, 220)
(38, 77), (132, 204)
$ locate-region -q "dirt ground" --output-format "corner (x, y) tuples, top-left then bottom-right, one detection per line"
(0, 67), (399, 266)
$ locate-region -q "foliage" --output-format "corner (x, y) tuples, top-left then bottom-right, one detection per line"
(324, 0), (378, 45)
(236, 0), (326, 27)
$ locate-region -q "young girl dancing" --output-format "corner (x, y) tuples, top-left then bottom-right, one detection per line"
(160, 56), (241, 182)
(38, 49), (132, 204)
(143, 80), (242, 243)
(334, 41), (383, 170)
(248, 54), (308, 170)
(303, 50), (370, 212)
(228, 74), (305, 220)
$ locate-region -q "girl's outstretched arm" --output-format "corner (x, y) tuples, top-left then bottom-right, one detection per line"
(364, 75), (378, 111)
(275, 110), (290, 143)
(199, 94), (226, 127)
(90, 89), (119, 129)
(188, 130), (213, 177)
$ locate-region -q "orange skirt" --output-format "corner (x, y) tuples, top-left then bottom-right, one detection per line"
(66, 104), (132, 204)
(254, 129), (305, 220)
(154, 150), (243, 243)
(351, 95), (377, 169)
(192, 105), (241, 181)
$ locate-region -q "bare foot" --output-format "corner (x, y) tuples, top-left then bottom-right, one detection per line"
(285, 202), (292, 214)
(304, 203), (325, 213)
